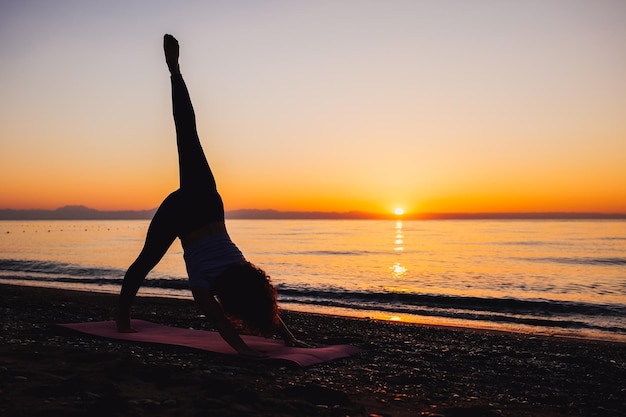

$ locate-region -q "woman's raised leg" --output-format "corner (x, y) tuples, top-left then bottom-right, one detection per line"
(165, 34), (217, 191)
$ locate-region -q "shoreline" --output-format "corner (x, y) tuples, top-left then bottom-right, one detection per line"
(280, 303), (626, 345)
(5, 279), (625, 345)
(2, 283), (625, 416)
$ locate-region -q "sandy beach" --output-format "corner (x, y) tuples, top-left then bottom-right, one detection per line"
(1, 283), (625, 417)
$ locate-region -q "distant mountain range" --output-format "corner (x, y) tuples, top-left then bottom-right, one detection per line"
(0, 206), (381, 220)
(0, 205), (624, 220)
(0, 205), (157, 220)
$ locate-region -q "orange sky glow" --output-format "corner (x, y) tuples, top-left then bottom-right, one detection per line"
(1, 1), (625, 216)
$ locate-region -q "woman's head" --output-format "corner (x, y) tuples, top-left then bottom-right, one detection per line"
(214, 261), (279, 335)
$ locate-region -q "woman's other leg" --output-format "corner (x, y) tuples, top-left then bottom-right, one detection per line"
(115, 194), (179, 330)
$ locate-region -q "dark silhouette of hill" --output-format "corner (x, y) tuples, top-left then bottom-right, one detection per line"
(225, 209), (384, 219)
(0, 205), (157, 220)
(0, 206), (624, 220)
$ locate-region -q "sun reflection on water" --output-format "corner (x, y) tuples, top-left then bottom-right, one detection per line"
(391, 262), (407, 277)
(394, 220), (404, 252)
(390, 220), (408, 279)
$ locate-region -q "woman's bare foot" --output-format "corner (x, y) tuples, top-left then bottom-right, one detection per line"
(111, 307), (138, 333)
(163, 34), (180, 74)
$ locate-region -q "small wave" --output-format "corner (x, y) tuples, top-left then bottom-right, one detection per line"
(518, 257), (626, 266)
(498, 241), (546, 246)
(0, 259), (124, 278)
(0, 273), (189, 291)
(271, 250), (384, 256)
(299, 250), (378, 256)
(0, 258), (189, 290)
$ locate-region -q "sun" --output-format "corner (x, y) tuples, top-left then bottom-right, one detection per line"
(394, 207), (404, 216)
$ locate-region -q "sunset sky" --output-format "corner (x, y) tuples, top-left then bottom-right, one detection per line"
(1, 0), (625, 215)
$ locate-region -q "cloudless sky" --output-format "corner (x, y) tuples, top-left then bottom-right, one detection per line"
(1, 0), (625, 215)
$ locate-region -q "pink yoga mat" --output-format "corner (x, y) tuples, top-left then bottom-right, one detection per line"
(59, 320), (359, 367)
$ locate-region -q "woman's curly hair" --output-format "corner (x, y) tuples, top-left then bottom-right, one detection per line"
(213, 261), (279, 336)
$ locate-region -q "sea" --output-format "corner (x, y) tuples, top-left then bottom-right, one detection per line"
(1, 219), (625, 342)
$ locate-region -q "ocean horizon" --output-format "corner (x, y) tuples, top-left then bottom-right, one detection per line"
(1, 205), (625, 220)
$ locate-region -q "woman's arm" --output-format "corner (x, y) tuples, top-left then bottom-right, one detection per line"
(192, 288), (266, 358)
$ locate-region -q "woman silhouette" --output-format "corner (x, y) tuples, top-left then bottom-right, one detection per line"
(113, 34), (308, 357)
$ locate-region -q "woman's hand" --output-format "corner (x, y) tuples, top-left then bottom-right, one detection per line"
(277, 317), (315, 348)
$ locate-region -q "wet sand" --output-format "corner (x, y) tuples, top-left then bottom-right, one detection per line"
(1, 283), (625, 416)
